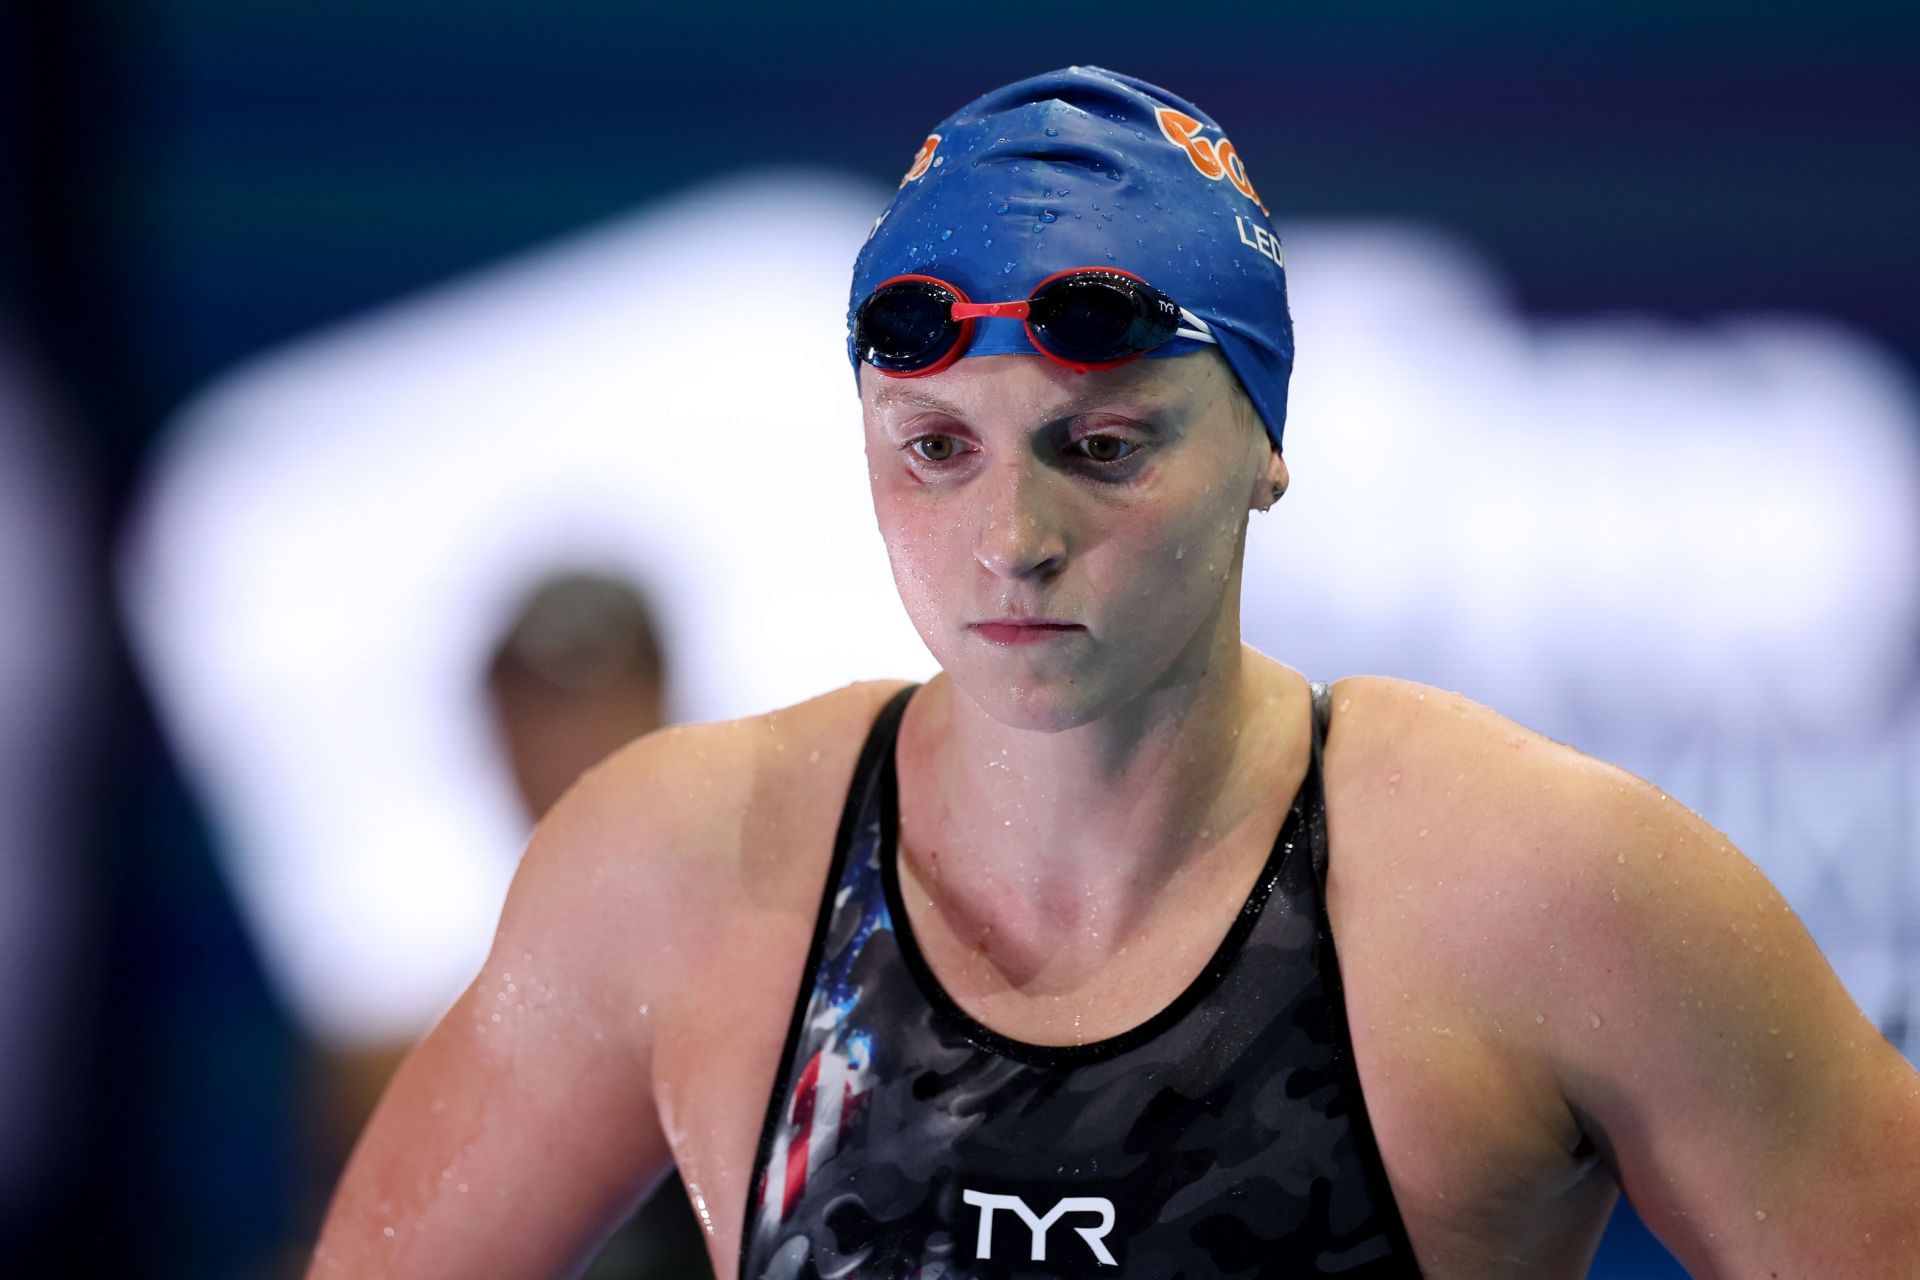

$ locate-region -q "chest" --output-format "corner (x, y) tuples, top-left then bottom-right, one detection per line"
(747, 759), (1438, 1276)
(654, 780), (1609, 1279)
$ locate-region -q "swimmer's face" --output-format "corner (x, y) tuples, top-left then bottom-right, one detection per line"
(862, 350), (1287, 730)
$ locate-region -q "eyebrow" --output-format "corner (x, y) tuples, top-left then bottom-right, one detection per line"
(870, 387), (969, 417)
(871, 383), (1179, 426)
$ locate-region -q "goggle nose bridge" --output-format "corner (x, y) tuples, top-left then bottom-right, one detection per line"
(950, 300), (1032, 321)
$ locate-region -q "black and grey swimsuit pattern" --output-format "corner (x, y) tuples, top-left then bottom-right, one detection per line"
(741, 683), (1421, 1278)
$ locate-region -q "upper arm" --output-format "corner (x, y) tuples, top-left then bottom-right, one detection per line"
(307, 724), (718, 1279)
(1521, 759), (1920, 1274)
(1327, 677), (1920, 1270)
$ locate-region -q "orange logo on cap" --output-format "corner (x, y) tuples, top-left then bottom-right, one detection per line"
(1155, 108), (1267, 214)
(901, 134), (941, 185)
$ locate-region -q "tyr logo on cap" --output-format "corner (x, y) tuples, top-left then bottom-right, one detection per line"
(901, 134), (941, 185)
(1154, 108), (1267, 214)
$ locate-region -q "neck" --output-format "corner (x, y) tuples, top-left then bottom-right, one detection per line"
(894, 643), (1309, 991)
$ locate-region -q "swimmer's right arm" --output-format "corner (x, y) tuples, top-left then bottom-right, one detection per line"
(306, 731), (692, 1279)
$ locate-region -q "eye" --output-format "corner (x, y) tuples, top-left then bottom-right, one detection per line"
(1069, 434), (1140, 466)
(905, 434), (968, 464)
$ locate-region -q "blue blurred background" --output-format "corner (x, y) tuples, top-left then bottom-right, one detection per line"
(2, 2), (1916, 1275)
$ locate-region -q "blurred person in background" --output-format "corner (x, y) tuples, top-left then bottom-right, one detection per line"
(306, 68), (1920, 1279)
(484, 574), (671, 827)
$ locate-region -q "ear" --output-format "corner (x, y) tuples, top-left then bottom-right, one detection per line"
(1251, 448), (1289, 510)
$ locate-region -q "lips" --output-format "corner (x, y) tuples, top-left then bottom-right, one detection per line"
(968, 620), (1085, 646)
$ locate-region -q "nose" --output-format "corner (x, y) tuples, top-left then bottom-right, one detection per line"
(972, 456), (1067, 581)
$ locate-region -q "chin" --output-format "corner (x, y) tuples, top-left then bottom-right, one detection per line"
(947, 658), (1116, 733)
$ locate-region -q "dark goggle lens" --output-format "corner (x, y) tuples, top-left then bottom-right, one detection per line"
(857, 282), (961, 371)
(1029, 273), (1181, 364)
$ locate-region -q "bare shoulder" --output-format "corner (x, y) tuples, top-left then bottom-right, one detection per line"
(1320, 673), (1656, 891)
(1320, 673), (1801, 981)
(498, 678), (916, 1001)
(1318, 672), (1747, 1001)
(306, 681), (917, 1277)
(1321, 673), (1617, 808)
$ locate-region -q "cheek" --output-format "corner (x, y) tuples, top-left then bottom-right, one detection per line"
(869, 478), (952, 623)
(1090, 486), (1243, 601)
(871, 475), (933, 560)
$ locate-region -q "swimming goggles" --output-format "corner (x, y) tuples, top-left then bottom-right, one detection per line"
(854, 266), (1217, 378)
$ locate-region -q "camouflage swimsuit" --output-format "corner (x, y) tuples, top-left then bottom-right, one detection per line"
(741, 682), (1421, 1279)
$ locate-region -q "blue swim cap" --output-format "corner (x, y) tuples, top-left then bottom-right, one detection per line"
(850, 66), (1293, 453)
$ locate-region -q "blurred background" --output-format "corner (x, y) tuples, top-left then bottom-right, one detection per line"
(2, 1), (1916, 1276)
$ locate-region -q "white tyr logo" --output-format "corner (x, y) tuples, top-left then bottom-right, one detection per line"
(961, 1189), (1118, 1266)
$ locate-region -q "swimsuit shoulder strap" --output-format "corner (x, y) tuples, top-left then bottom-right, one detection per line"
(738, 679), (920, 1278)
(1308, 679), (1333, 893)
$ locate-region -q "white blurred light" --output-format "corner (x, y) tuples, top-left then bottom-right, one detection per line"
(1259, 225), (1920, 742)
(121, 172), (934, 1047)
(121, 197), (1920, 1054)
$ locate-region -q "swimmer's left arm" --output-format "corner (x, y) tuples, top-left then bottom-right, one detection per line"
(1528, 769), (1920, 1275)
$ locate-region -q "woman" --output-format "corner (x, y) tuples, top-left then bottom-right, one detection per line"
(309, 68), (1919, 1279)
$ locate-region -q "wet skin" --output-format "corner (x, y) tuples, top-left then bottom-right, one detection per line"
(308, 354), (1920, 1279)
